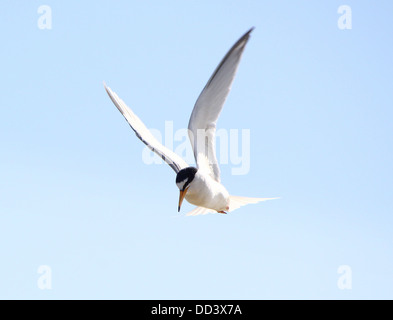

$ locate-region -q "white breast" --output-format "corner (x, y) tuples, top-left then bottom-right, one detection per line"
(185, 171), (230, 211)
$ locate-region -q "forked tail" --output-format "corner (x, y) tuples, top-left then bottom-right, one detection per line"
(186, 196), (279, 216)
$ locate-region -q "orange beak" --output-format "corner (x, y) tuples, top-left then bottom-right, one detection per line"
(178, 187), (189, 212)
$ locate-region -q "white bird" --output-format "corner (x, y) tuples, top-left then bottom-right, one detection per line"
(104, 27), (276, 216)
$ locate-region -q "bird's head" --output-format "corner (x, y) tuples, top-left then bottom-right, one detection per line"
(175, 167), (197, 212)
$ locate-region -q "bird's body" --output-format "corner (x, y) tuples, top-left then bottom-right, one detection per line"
(104, 28), (277, 215)
(184, 169), (230, 212)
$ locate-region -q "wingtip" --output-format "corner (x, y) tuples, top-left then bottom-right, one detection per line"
(103, 81), (111, 96)
(236, 27), (255, 46)
(244, 27), (255, 38)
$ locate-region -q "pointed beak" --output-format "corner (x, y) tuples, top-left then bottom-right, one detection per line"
(178, 187), (189, 212)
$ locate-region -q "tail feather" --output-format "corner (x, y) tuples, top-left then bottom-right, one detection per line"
(228, 195), (279, 212)
(185, 196), (278, 216)
(186, 206), (216, 216)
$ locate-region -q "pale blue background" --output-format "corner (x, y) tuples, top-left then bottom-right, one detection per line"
(1, 1), (392, 299)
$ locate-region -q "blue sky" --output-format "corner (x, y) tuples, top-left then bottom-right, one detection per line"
(1, 1), (392, 299)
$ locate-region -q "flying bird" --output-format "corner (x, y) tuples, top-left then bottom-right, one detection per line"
(104, 27), (276, 216)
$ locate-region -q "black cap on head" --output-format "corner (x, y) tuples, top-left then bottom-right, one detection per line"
(176, 167), (197, 190)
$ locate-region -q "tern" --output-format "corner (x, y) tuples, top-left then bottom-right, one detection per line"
(104, 28), (276, 216)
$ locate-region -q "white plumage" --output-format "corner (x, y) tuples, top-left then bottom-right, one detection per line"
(104, 28), (277, 215)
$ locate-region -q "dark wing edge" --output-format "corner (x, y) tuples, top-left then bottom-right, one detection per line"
(104, 83), (189, 174)
(187, 27), (254, 181)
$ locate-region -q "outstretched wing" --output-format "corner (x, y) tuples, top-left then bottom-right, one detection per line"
(104, 84), (189, 174)
(188, 28), (254, 182)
